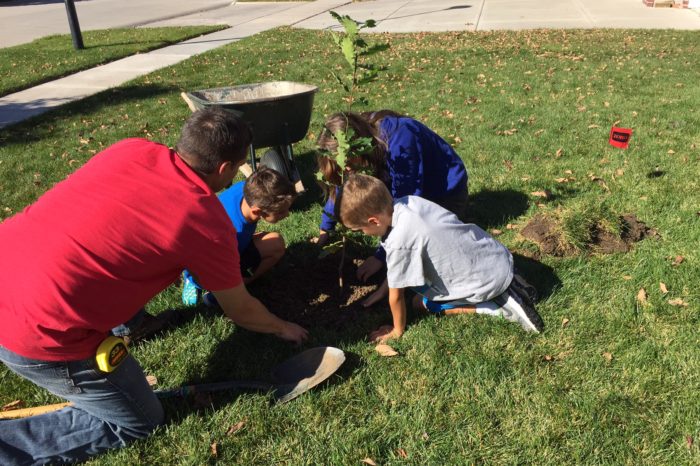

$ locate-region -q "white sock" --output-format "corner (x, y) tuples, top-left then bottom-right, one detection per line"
(475, 300), (502, 317)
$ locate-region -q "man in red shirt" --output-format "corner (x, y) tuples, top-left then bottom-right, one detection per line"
(0, 107), (308, 465)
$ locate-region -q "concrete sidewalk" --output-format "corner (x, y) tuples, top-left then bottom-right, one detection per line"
(1, 0), (699, 128)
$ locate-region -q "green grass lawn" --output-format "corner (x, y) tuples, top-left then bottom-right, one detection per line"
(0, 27), (699, 465)
(0, 26), (226, 97)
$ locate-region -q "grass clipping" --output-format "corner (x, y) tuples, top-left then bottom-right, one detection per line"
(520, 202), (657, 257)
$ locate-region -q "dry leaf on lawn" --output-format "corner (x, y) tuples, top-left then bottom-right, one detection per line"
(659, 282), (668, 294)
(668, 298), (688, 307)
(622, 275), (632, 280)
(397, 448), (408, 459)
(361, 458), (378, 466)
(2, 400), (23, 411)
(226, 420), (246, 436)
(146, 375), (158, 387)
(672, 255), (684, 266)
(602, 352), (613, 362)
(555, 148), (563, 158)
(561, 318), (570, 328)
(530, 190), (551, 199)
(636, 288), (648, 306)
(490, 229), (503, 236)
(210, 442), (218, 458)
(375, 344), (399, 357)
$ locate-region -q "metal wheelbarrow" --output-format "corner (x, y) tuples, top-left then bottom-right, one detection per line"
(181, 81), (318, 192)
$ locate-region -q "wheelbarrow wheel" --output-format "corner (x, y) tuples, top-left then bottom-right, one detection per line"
(259, 147), (290, 179)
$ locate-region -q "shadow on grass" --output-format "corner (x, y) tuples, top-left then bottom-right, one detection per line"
(466, 188), (529, 229)
(512, 252), (560, 302)
(0, 83), (178, 145)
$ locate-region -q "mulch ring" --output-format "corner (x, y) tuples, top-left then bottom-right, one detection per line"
(520, 213), (658, 257)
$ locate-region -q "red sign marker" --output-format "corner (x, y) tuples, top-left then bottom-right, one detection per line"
(609, 126), (632, 149)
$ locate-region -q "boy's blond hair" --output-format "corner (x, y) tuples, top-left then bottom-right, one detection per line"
(243, 166), (296, 214)
(339, 174), (393, 227)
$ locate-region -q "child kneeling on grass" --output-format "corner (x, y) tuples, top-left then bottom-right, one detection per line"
(182, 166), (297, 305)
(337, 174), (544, 342)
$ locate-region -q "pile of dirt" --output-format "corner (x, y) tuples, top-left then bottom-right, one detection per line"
(249, 253), (380, 329)
(520, 213), (657, 257)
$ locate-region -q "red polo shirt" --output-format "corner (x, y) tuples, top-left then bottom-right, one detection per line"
(0, 138), (241, 361)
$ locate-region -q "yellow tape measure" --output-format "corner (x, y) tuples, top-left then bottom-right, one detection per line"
(95, 336), (128, 372)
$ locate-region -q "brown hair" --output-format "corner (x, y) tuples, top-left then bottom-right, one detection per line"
(316, 111), (388, 200)
(243, 166), (297, 214)
(176, 106), (253, 175)
(338, 174), (393, 228)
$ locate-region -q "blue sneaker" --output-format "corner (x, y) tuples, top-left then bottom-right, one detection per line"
(181, 274), (200, 306)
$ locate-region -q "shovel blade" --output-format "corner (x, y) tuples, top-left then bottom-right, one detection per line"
(271, 347), (345, 403)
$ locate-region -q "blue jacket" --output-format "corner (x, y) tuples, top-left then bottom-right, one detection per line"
(320, 116), (468, 231)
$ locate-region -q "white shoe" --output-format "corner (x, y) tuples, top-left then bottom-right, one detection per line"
(493, 286), (544, 333)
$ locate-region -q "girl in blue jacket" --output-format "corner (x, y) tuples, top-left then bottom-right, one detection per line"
(315, 110), (469, 285)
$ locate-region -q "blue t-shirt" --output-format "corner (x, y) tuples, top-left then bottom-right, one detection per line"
(218, 180), (257, 251)
(320, 116), (468, 231)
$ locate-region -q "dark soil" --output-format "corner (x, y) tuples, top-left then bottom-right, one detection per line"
(248, 251), (381, 330)
(521, 213), (657, 257)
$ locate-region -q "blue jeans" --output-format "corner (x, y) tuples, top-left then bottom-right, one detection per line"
(0, 344), (164, 466)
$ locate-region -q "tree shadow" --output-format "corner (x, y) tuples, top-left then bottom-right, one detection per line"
(466, 188), (529, 230)
(0, 83), (179, 146)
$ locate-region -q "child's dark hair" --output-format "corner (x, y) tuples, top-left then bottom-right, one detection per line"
(339, 174), (393, 228)
(176, 106), (253, 175)
(243, 166), (297, 214)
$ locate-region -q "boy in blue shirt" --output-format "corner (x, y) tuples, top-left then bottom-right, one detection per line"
(182, 166), (297, 305)
(337, 174), (543, 342)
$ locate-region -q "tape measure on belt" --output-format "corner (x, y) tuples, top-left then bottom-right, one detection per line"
(95, 336), (128, 373)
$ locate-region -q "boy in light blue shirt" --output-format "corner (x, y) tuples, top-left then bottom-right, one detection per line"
(337, 174), (543, 342)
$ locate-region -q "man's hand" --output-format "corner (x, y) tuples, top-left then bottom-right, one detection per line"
(357, 256), (383, 282)
(275, 321), (308, 345)
(310, 230), (330, 247)
(369, 325), (403, 343)
(215, 284), (308, 344)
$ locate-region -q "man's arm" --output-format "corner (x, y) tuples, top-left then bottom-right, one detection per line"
(213, 284), (308, 344)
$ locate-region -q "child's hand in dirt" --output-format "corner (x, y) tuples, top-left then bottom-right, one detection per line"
(310, 230), (330, 247)
(357, 256), (383, 282)
(369, 325), (402, 343)
(363, 279), (388, 307)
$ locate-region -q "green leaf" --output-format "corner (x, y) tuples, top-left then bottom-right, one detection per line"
(340, 37), (356, 68)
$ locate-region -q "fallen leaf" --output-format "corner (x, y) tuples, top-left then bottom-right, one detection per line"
(588, 124), (600, 129)
(615, 169), (624, 177)
(226, 420), (246, 436)
(687, 436), (694, 449)
(361, 458), (378, 466)
(561, 318), (570, 328)
(659, 283), (668, 294)
(667, 149), (675, 154)
(622, 275), (632, 280)
(564, 169), (573, 175)
(376, 344), (399, 357)
(210, 442), (218, 458)
(490, 229), (503, 236)
(2, 400), (23, 411)
(422, 432), (430, 441)
(555, 177), (568, 183)
(506, 223), (516, 230)
(671, 256), (684, 266)
(555, 148), (563, 158)
(602, 352), (613, 362)
(530, 190), (551, 199)
(637, 288), (648, 306)
(544, 354), (553, 361)
(146, 375), (158, 386)
(668, 298), (688, 307)
(397, 448), (408, 459)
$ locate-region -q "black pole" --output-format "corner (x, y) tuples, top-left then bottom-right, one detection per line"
(64, 0), (84, 50)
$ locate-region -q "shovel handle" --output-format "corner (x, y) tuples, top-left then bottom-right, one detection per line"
(0, 402), (72, 419)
